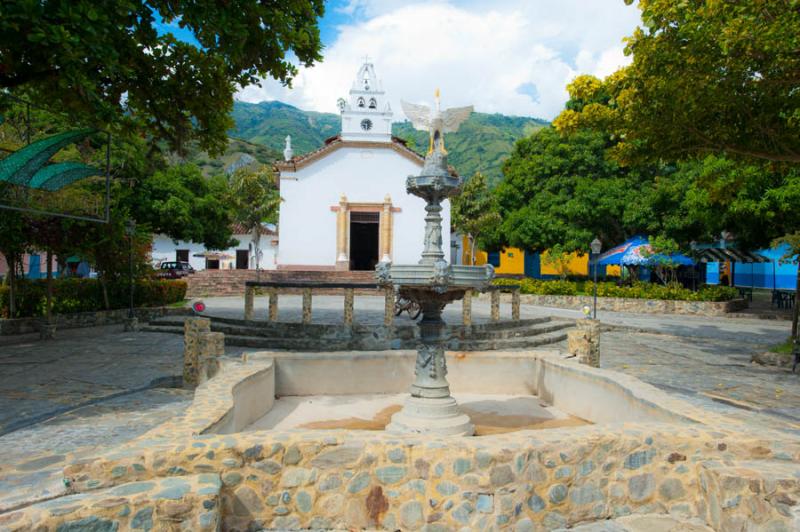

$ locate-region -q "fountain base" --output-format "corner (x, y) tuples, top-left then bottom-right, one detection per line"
(386, 395), (475, 436)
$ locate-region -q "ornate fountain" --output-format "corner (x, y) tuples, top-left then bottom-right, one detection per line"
(376, 92), (494, 436)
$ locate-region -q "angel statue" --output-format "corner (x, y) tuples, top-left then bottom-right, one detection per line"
(401, 89), (473, 155)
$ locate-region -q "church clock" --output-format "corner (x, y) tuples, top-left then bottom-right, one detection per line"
(360, 118), (373, 131)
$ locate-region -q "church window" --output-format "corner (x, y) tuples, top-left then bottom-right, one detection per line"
(357, 97), (365, 108)
(368, 98), (377, 109)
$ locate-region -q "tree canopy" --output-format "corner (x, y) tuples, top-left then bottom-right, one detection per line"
(0, 0), (325, 155)
(555, 0), (800, 164)
(450, 173), (500, 263)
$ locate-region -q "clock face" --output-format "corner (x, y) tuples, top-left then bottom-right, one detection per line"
(360, 118), (373, 131)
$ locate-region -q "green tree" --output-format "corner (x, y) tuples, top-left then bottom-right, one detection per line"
(0, 186), (29, 317)
(451, 173), (500, 264)
(555, 1), (800, 164)
(229, 165), (281, 272)
(129, 163), (237, 250)
(0, 0), (325, 155)
(489, 127), (645, 254)
(552, 1), (800, 337)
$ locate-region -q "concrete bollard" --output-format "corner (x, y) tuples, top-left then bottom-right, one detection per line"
(344, 288), (354, 326)
(511, 289), (521, 321)
(268, 289), (279, 321)
(184, 317), (211, 387)
(39, 321), (56, 340)
(462, 290), (473, 327)
(490, 290), (500, 321)
(123, 316), (139, 332)
(567, 318), (600, 367)
(197, 331), (225, 383)
(302, 287), (313, 324)
(244, 286), (254, 321)
(384, 287), (394, 326)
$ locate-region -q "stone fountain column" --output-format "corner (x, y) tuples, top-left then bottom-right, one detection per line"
(378, 151), (491, 437)
(386, 290), (474, 436)
(378, 92), (491, 437)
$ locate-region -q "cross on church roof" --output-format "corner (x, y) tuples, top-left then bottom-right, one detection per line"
(362, 55), (371, 64)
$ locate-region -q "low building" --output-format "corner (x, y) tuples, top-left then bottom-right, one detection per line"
(151, 223), (277, 271)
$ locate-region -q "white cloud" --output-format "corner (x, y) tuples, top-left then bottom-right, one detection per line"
(236, 1), (640, 120)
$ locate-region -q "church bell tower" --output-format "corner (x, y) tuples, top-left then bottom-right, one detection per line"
(339, 59), (393, 143)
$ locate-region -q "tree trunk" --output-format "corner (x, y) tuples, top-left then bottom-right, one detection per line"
(469, 234), (477, 266)
(792, 263), (799, 339)
(100, 276), (110, 310)
(8, 250), (15, 318)
(252, 226), (261, 282)
(46, 249), (53, 323)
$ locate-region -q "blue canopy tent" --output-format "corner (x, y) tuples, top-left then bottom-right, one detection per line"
(597, 236), (694, 283)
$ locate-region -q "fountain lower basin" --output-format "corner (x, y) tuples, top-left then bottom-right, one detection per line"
(245, 393), (589, 435)
(202, 349), (702, 436)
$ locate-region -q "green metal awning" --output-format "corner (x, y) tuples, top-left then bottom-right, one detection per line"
(0, 128), (99, 190)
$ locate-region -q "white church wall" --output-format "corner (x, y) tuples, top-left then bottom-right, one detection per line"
(278, 146), (450, 268)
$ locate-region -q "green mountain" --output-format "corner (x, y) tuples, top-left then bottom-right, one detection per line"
(175, 137), (280, 176)
(230, 100), (548, 182)
(231, 101), (340, 155)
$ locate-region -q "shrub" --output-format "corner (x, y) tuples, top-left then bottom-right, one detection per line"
(492, 279), (738, 302)
(0, 278), (187, 318)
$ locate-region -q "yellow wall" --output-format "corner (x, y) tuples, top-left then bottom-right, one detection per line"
(462, 236), (621, 277)
(462, 237), (525, 275)
(540, 250), (588, 276)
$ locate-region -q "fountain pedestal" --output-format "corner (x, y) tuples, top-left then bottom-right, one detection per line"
(376, 124), (493, 437)
(385, 290), (475, 436)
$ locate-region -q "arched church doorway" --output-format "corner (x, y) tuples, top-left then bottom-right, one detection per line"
(349, 212), (380, 270)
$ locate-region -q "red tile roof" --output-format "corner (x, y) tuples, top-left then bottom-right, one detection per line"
(230, 223), (276, 236)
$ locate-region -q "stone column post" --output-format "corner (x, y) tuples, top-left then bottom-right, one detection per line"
(567, 318), (600, 367)
(268, 289), (279, 321)
(244, 285), (254, 321)
(490, 290), (500, 321)
(511, 288), (521, 321)
(462, 289), (472, 327)
(384, 287), (394, 326)
(302, 287), (313, 324)
(198, 331), (225, 383)
(344, 288), (354, 326)
(380, 194), (393, 263)
(184, 317), (211, 388)
(336, 195), (349, 270)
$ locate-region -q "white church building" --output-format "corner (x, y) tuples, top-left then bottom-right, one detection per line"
(152, 60), (451, 273)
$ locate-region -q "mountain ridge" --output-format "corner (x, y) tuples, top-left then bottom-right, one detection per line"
(229, 100), (548, 182)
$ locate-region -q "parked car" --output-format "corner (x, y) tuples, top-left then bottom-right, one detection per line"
(156, 261), (195, 279)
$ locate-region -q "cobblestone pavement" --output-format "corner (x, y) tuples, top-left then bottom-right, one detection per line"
(0, 297), (797, 511)
(598, 331), (800, 436)
(0, 325), (246, 511)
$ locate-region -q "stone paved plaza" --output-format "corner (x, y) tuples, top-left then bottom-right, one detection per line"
(0, 297), (798, 518)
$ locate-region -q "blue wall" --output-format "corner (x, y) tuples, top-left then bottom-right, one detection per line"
(705, 245), (796, 290)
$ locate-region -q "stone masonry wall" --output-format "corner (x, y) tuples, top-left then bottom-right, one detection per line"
(482, 293), (748, 317)
(53, 356), (800, 532)
(0, 306), (191, 336)
(60, 422), (800, 531)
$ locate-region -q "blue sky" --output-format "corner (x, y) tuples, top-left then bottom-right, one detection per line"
(156, 1), (642, 120)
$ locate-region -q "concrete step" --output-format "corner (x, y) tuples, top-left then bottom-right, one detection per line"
(142, 320), (570, 351)
(460, 320), (573, 340)
(452, 330), (568, 350)
(147, 315), (572, 342)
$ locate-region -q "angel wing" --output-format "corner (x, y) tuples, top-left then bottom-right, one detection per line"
(400, 100), (431, 131)
(442, 105), (473, 133)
